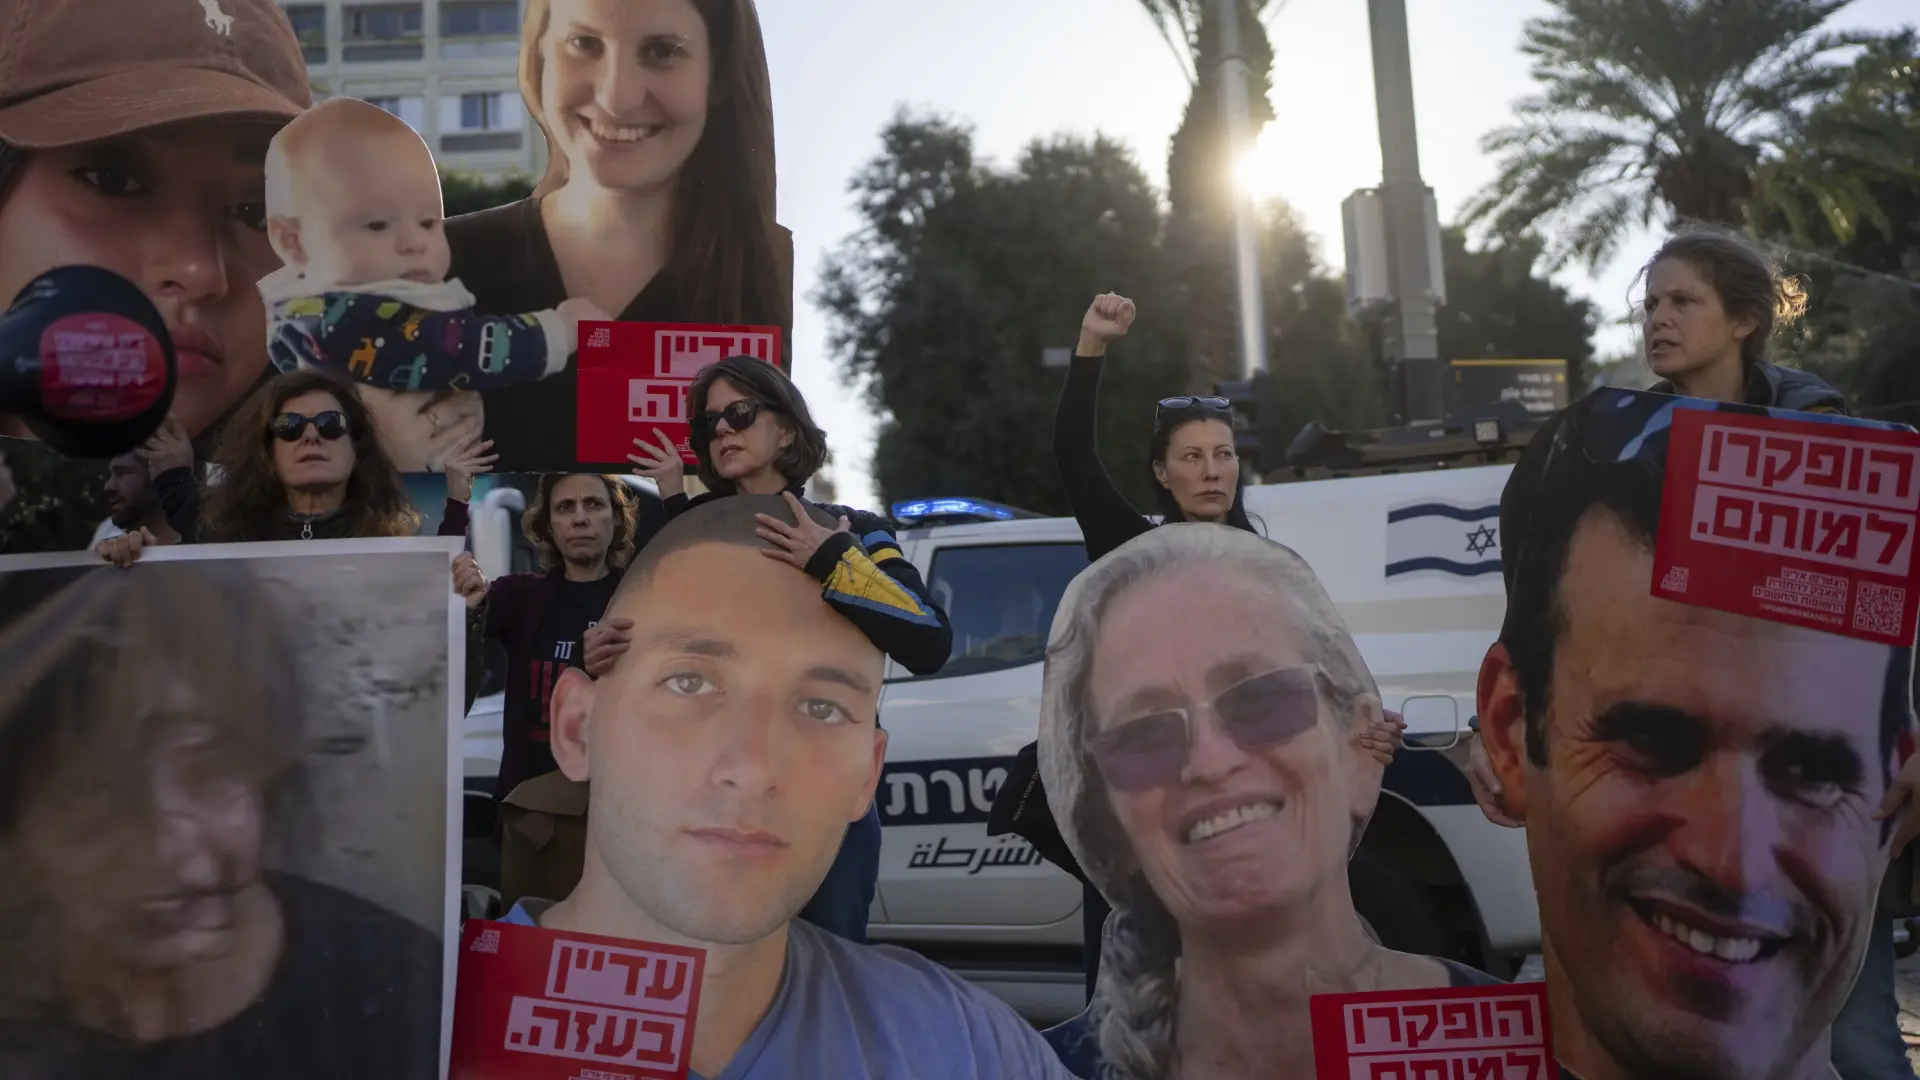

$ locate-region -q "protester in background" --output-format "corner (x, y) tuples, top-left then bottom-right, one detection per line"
(990, 292), (1406, 1001)
(447, 470), (636, 806)
(89, 452), (181, 550)
(96, 371), (419, 565)
(0, 0), (310, 449)
(607, 354), (952, 944)
(1467, 226), (1914, 1080)
(0, 561), (442, 1080)
(445, 0), (793, 471)
(518, 496), (1073, 1080)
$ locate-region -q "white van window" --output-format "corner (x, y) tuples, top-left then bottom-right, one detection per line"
(921, 543), (1089, 678)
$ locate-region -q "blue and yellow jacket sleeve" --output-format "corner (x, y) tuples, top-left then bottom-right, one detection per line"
(802, 510), (953, 677)
(267, 291), (569, 392)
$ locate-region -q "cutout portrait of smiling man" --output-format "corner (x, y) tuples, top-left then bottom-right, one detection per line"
(1036, 524), (1502, 1080)
(509, 494), (1074, 1080)
(1480, 387), (1917, 1080)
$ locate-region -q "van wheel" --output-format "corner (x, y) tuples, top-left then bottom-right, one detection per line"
(1349, 849), (1450, 957)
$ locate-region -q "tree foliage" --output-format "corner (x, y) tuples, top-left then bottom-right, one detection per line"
(1161, 1), (1278, 390)
(1464, 0), (1874, 271)
(1763, 31), (1920, 421)
(1436, 227), (1600, 392)
(817, 115), (1187, 514)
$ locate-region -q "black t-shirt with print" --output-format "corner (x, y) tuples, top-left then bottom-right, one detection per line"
(444, 199), (794, 472)
(522, 573), (622, 779)
(0, 872), (442, 1080)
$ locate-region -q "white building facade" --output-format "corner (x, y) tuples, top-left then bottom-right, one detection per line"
(281, 0), (546, 182)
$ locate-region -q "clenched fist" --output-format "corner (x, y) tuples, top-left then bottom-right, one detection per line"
(1078, 293), (1136, 357)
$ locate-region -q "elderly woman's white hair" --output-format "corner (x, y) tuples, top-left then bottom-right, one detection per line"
(1037, 523), (1379, 1080)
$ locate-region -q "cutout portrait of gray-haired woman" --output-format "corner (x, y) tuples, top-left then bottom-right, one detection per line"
(1037, 523), (1503, 1080)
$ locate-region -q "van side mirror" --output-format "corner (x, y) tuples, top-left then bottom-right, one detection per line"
(1398, 694), (1461, 751)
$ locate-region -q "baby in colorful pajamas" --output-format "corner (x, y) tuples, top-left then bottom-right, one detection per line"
(260, 96), (607, 471)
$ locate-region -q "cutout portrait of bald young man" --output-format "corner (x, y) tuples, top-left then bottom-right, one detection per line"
(1478, 389), (1918, 1080)
(514, 494), (1074, 1080)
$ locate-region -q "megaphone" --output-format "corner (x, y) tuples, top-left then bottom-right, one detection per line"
(0, 265), (176, 459)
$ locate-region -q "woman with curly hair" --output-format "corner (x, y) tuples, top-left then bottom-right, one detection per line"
(95, 370), (419, 563)
(442, 471), (639, 805)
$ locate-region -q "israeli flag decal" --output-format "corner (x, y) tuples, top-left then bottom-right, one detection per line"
(1385, 500), (1502, 579)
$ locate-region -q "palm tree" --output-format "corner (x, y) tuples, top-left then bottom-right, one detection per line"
(1464, 0), (1870, 272)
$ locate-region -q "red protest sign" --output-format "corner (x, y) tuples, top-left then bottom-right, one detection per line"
(1308, 983), (1552, 1080)
(1652, 409), (1920, 646)
(449, 919), (706, 1080)
(575, 321), (783, 466)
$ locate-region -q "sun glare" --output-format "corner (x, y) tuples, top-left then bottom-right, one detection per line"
(1235, 122), (1292, 202)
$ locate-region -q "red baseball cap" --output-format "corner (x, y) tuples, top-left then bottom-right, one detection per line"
(0, 0), (311, 149)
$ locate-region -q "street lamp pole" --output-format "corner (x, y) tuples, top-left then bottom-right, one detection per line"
(1366, 0), (1446, 421)
(1214, 0), (1268, 380)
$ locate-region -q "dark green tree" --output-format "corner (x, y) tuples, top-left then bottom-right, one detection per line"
(817, 115), (1186, 514)
(1137, 0), (1283, 389)
(1762, 32), (1920, 420)
(1254, 201), (1387, 444)
(441, 169), (536, 217)
(1436, 227), (1599, 390)
(1464, 0), (1874, 271)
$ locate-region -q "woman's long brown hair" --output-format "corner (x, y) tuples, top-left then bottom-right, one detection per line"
(199, 370), (420, 542)
(518, 0), (790, 330)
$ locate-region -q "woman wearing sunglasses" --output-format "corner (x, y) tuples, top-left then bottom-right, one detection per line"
(96, 370), (419, 565)
(599, 354), (952, 945)
(1036, 525), (1497, 1080)
(989, 293), (1405, 1003)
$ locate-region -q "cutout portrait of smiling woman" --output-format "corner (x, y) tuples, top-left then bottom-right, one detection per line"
(1036, 524), (1502, 1080)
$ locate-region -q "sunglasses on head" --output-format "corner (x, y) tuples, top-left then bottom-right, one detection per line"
(696, 399), (776, 440)
(1158, 395), (1231, 413)
(269, 411), (349, 443)
(1087, 665), (1328, 793)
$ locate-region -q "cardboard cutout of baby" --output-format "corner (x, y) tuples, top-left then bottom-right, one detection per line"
(260, 97), (609, 472)
(1479, 385), (1920, 1080)
(1037, 523), (1501, 1080)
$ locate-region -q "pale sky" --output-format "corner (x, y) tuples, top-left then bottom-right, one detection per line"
(759, 0), (1914, 512)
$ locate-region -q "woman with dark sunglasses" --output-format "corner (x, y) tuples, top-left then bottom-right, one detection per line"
(590, 354), (953, 946)
(990, 293), (1406, 1004)
(96, 370), (420, 565)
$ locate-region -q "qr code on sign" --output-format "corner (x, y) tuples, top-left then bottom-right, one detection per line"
(1854, 582), (1907, 638)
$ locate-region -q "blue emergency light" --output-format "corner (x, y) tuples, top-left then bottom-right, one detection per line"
(890, 497), (1020, 525)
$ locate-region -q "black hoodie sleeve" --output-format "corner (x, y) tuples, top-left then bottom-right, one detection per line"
(1056, 355), (1154, 562)
(801, 510), (953, 677)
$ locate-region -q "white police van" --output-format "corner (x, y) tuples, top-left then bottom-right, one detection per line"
(460, 472), (1539, 1021)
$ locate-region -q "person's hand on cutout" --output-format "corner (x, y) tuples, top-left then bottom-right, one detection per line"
(97, 527), (156, 568)
(1874, 750), (1920, 855)
(629, 428), (686, 500)
(1077, 293), (1136, 357)
(584, 618), (634, 679)
(1355, 709), (1408, 766)
(138, 414), (195, 476)
(450, 551), (489, 609)
(1466, 734), (1522, 828)
(442, 433), (497, 502)
(758, 491), (850, 571)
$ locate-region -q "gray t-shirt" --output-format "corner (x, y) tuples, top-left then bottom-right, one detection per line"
(503, 901), (1073, 1080)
